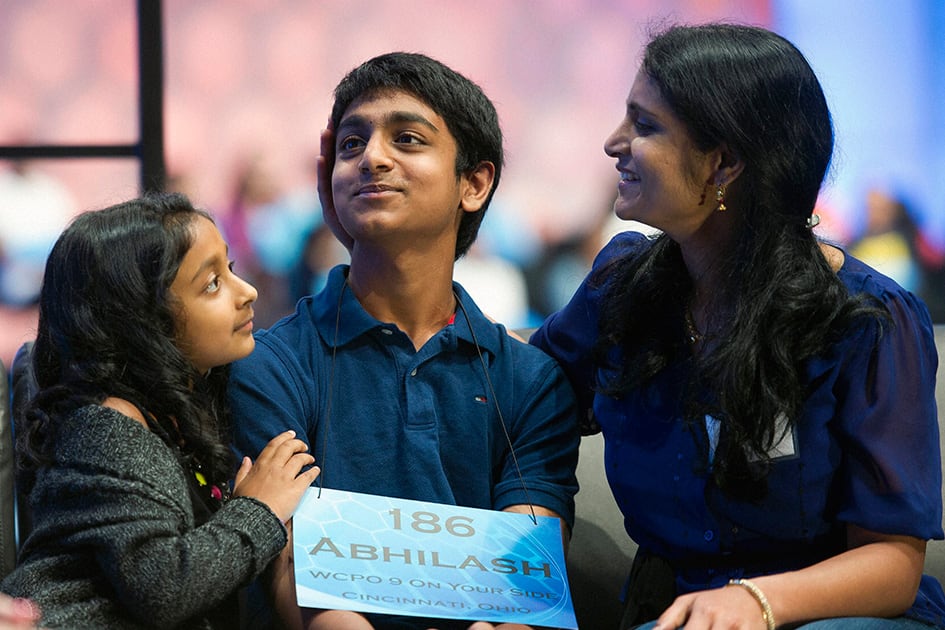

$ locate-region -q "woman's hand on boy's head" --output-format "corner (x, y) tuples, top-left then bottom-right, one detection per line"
(317, 121), (354, 252)
(232, 430), (320, 523)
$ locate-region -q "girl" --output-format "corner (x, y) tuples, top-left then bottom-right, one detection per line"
(1, 192), (320, 628)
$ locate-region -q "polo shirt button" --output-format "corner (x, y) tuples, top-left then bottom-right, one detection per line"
(703, 530), (714, 542)
(410, 368), (417, 376)
(381, 328), (393, 335)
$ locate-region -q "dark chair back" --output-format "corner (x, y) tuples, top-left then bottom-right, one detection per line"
(0, 356), (14, 578)
(9, 341), (36, 550)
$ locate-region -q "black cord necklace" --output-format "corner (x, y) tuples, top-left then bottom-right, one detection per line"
(453, 290), (537, 525)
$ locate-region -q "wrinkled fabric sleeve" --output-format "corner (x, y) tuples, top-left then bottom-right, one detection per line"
(530, 231), (649, 426)
(492, 348), (580, 530)
(229, 333), (316, 462)
(98, 494), (285, 626)
(35, 409), (287, 627)
(833, 287), (942, 539)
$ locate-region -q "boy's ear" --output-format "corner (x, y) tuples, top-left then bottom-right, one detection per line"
(459, 161), (496, 213)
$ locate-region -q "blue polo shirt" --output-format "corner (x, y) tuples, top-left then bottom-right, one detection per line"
(229, 265), (579, 528)
(531, 231), (945, 626)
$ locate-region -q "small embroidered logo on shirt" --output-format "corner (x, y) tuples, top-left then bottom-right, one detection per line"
(474, 395), (488, 404)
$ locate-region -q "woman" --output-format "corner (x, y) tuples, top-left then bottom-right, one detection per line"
(0, 193), (320, 628)
(531, 23), (945, 629)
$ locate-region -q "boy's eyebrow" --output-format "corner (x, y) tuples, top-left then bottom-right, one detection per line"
(337, 110), (440, 134)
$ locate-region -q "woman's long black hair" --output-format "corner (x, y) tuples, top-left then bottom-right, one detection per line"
(595, 24), (887, 499)
(18, 192), (236, 491)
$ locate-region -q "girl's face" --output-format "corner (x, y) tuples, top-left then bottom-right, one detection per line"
(604, 69), (723, 243)
(170, 216), (258, 373)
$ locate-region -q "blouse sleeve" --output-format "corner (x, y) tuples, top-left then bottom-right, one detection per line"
(492, 343), (581, 529)
(833, 285), (942, 539)
(530, 231), (650, 426)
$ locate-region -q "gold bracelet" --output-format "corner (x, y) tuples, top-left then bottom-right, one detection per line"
(727, 578), (776, 630)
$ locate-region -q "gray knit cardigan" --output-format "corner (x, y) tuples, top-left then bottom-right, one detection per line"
(0, 405), (287, 629)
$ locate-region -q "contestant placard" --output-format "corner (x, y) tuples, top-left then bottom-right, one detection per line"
(293, 488), (576, 628)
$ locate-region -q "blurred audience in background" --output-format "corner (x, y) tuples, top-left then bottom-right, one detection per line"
(849, 186), (945, 322)
(289, 221), (350, 304)
(917, 236), (945, 323)
(454, 241), (533, 329)
(523, 186), (626, 321)
(0, 160), (75, 367)
(0, 161), (73, 308)
(2, 155), (944, 372)
(849, 187), (923, 292)
(216, 154), (322, 327)
(1, 1), (942, 367)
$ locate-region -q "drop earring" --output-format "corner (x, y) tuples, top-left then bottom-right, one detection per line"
(716, 184), (727, 212)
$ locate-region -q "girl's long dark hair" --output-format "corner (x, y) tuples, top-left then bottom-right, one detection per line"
(595, 24), (887, 499)
(18, 192), (236, 492)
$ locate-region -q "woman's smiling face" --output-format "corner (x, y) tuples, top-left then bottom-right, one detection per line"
(604, 69), (722, 242)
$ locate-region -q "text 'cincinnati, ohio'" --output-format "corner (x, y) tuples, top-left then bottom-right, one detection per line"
(307, 537), (553, 578)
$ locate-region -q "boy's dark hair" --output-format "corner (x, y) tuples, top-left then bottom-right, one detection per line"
(330, 52), (504, 259)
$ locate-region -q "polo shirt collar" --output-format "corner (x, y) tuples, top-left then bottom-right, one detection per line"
(312, 264), (501, 357)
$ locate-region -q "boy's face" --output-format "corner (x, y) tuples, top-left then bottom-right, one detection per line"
(331, 89), (482, 252)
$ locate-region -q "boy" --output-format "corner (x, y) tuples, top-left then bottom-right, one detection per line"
(229, 52), (579, 630)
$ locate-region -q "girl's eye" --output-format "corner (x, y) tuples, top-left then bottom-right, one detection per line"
(205, 275), (221, 293)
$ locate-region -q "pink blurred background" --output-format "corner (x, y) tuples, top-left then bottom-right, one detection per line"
(2, 0), (943, 367)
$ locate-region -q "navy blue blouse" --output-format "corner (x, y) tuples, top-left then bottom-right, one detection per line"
(531, 231), (945, 626)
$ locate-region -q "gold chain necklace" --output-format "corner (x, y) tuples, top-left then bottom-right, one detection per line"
(684, 306), (704, 345)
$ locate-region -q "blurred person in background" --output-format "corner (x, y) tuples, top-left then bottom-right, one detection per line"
(848, 186), (924, 293)
(218, 154), (320, 327)
(288, 220), (350, 302)
(0, 161), (74, 308)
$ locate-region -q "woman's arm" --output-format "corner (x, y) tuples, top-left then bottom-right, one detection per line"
(654, 285), (937, 629)
(654, 525), (925, 629)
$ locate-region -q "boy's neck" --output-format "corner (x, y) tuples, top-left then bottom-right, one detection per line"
(347, 247), (458, 351)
